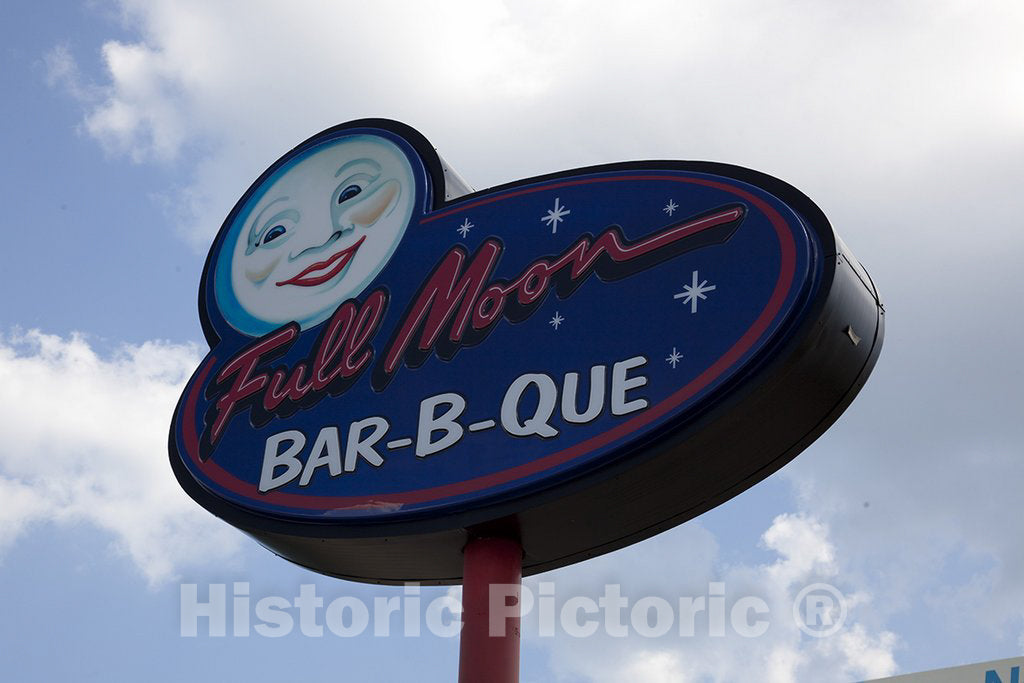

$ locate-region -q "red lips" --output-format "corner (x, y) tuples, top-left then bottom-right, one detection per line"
(275, 235), (366, 287)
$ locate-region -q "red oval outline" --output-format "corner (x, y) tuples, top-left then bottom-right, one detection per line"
(179, 173), (797, 512)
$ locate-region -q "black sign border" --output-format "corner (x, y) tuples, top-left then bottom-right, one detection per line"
(169, 119), (884, 583)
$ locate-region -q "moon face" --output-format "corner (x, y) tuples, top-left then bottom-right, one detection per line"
(216, 135), (416, 336)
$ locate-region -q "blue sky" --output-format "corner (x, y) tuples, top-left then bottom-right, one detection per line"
(1, 1), (1022, 681)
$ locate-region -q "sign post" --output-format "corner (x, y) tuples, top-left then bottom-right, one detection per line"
(168, 118), (883, 678)
(458, 535), (523, 683)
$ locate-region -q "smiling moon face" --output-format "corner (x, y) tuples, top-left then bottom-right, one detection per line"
(217, 135), (416, 336)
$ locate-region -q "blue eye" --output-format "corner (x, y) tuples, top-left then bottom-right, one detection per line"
(262, 224), (287, 245)
(337, 184), (362, 204)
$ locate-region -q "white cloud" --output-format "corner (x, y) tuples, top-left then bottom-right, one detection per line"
(0, 330), (242, 585)
(83, 39), (188, 163)
(49, 0), (1024, 248)
(44, 44), (93, 102)
(763, 513), (837, 587)
(530, 514), (898, 683)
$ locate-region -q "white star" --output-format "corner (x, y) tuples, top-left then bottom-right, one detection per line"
(457, 218), (473, 238)
(541, 197), (570, 233)
(673, 270), (717, 313)
(663, 199), (678, 216)
(666, 347), (683, 368)
(549, 311), (564, 329)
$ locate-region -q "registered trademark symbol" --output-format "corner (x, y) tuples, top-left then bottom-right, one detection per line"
(792, 582), (847, 638)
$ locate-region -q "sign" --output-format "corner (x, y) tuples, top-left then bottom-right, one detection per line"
(864, 657), (1023, 682)
(169, 119), (884, 583)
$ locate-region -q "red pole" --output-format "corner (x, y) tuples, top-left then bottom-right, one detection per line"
(458, 536), (523, 683)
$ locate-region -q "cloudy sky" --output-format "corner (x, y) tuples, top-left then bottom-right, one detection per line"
(1, 1), (1022, 681)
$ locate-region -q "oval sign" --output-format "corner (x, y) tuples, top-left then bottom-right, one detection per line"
(170, 120), (883, 582)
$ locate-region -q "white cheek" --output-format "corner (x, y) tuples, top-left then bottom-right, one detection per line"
(347, 179), (400, 228)
(244, 252), (284, 284)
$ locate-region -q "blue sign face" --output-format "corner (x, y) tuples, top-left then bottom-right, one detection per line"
(170, 120), (827, 531)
